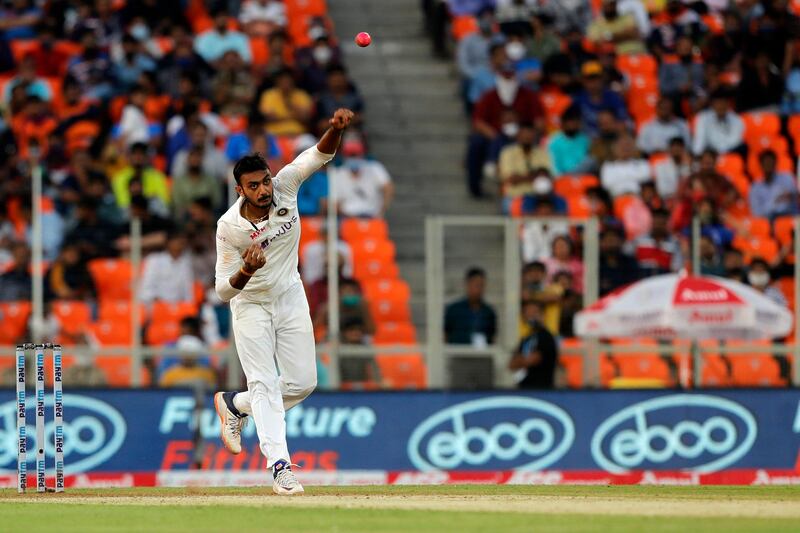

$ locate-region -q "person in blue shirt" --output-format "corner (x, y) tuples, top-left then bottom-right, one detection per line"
(224, 115), (282, 163)
(468, 42), (507, 106)
(444, 267), (498, 345)
(293, 134), (329, 215)
(113, 33), (157, 93)
(572, 61), (628, 136)
(194, 8), (252, 65)
(548, 105), (591, 176)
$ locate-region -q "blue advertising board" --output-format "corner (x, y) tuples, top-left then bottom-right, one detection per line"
(1, 389), (799, 481)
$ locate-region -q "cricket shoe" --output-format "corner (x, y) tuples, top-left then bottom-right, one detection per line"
(214, 391), (247, 454)
(272, 460), (304, 495)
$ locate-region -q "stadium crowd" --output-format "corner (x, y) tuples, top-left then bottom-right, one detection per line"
(424, 0), (800, 387)
(0, 0), (405, 389)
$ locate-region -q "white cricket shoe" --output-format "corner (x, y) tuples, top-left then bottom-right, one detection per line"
(272, 460), (304, 495)
(214, 391), (247, 455)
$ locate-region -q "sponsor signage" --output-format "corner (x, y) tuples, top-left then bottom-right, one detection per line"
(0, 390), (798, 482)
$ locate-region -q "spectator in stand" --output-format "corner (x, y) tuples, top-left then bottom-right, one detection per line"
(509, 299), (558, 389)
(211, 50), (255, 118)
(648, 0), (704, 57)
(44, 243), (95, 301)
(599, 226), (641, 295)
(172, 146), (223, 220)
(0, 0), (41, 41)
(259, 68), (314, 136)
(66, 197), (122, 259)
(637, 98), (691, 156)
(589, 109), (623, 169)
(543, 236), (584, 291)
(301, 223), (353, 286)
(699, 235), (726, 276)
(239, 0), (287, 37)
(224, 115), (282, 168)
(736, 51), (785, 112)
(29, 20), (70, 77)
(2, 54), (52, 105)
(600, 134), (652, 197)
(315, 65), (364, 134)
(16, 200), (63, 262)
(157, 30), (212, 99)
(194, 8), (252, 65)
(495, 0), (535, 35)
(295, 134), (330, 216)
(597, 43), (627, 95)
(749, 149), (799, 220)
(521, 261), (548, 301)
(445, 267), (497, 346)
(112, 142), (170, 212)
(172, 120), (229, 185)
(692, 89), (745, 155)
(67, 29), (115, 100)
(0, 242), (31, 301)
(83, 173), (125, 227)
(157, 317), (218, 388)
(548, 106), (591, 176)
(627, 209), (682, 276)
(295, 27), (342, 95)
(618, 0), (651, 38)
(705, 10), (744, 71)
(573, 61), (628, 136)
(183, 197), (217, 285)
(724, 246), (747, 281)
(112, 33), (156, 93)
(11, 96), (57, 159)
(467, 42), (508, 109)
(117, 84), (150, 148)
(312, 278), (374, 336)
(747, 258), (787, 307)
(520, 199), (570, 261)
(518, 168), (567, 215)
(115, 195), (173, 255)
(658, 35), (705, 113)
(140, 230), (194, 304)
(456, 7), (498, 100)
(587, 0), (646, 55)
(498, 122), (551, 207)
(671, 149), (738, 231)
(527, 12), (561, 63)
(468, 62), (545, 197)
(331, 134), (394, 218)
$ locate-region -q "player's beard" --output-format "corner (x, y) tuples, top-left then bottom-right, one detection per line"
(246, 192), (272, 209)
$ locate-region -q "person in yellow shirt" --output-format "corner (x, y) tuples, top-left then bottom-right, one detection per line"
(258, 67), (314, 136)
(111, 142), (170, 212)
(588, 0), (646, 56)
(498, 122), (552, 203)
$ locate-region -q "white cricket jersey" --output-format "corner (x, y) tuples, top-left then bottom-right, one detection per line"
(214, 145), (334, 303)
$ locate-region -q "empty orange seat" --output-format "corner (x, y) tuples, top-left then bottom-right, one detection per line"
(616, 54), (657, 77)
(99, 300), (146, 324)
(10, 40), (40, 62)
(88, 321), (132, 346)
(351, 239), (396, 263)
(340, 218), (389, 242)
(774, 216), (796, 244)
(145, 321), (181, 345)
(788, 115), (800, 155)
(352, 258), (399, 281)
(559, 338), (584, 388)
(566, 195), (592, 219)
(376, 353), (427, 389)
(739, 217), (771, 237)
(369, 299), (412, 323)
(716, 152), (745, 178)
(732, 236), (779, 264)
(0, 301), (32, 344)
(150, 301), (198, 323)
(451, 15), (478, 40)
(540, 91), (572, 131)
(609, 338), (672, 384)
(554, 174), (599, 197)
(726, 340), (785, 386)
(88, 259), (133, 300)
(51, 301), (92, 335)
(362, 279), (411, 303)
(374, 322), (417, 345)
(250, 37), (270, 67)
(284, 0), (328, 18)
(742, 111), (781, 144)
(95, 356), (151, 387)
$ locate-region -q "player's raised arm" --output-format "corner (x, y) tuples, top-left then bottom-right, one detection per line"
(317, 108), (354, 154)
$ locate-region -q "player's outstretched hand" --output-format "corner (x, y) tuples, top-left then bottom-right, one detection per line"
(242, 243), (266, 273)
(330, 108), (354, 130)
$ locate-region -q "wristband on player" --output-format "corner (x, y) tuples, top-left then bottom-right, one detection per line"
(240, 267), (256, 277)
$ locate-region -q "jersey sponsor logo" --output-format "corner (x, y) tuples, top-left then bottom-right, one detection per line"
(277, 207), (289, 217)
(260, 215), (298, 249)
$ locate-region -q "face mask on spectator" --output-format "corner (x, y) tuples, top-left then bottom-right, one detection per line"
(313, 45), (333, 65)
(130, 23), (149, 41)
(342, 294), (361, 306)
(748, 271), (770, 288)
(505, 41), (526, 62)
(501, 122), (519, 137)
(346, 159), (361, 173)
(496, 76), (519, 106)
(532, 176), (552, 195)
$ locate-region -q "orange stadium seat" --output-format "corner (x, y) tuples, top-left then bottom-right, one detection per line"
(51, 301), (92, 336)
(774, 216), (796, 245)
(145, 321), (181, 345)
(150, 301), (198, 323)
(739, 217), (771, 238)
(451, 15), (479, 40)
(566, 195), (593, 219)
(9, 40), (39, 63)
(95, 356), (151, 387)
(742, 111), (781, 144)
(0, 301), (32, 344)
(716, 152), (745, 178)
(558, 338), (584, 388)
(726, 340), (786, 386)
(351, 239), (396, 263)
(374, 322), (417, 345)
(788, 115), (800, 154)
(733, 236), (779, 264)
(554, 174), (599, 198)
(540, 91), (572, 131)
(285, 0), (328, 18)
(88, 321), (133, 346)
(609, 338), (673, 385)
(376, 353), (427, 389)
(698, 340), (731, 387)
(616, 54), (657, 77)
(340, 218), (389, 242)
(88, 259), (133, 300)
(362, 279), (411, 302)
(352, 258), (400, 281)
(99, 300), (146, 324)
(250, 37), (270, 67)
(369, 298), (412, 323)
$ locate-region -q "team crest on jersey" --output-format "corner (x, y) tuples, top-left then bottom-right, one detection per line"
(277, 207), (289, 216)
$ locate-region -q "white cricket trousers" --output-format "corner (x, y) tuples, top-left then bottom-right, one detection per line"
(229, 282), (317, 467)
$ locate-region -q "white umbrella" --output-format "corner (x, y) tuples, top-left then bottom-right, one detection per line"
(575, 273), (793, 340)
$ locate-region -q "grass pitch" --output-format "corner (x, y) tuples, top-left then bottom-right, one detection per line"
(2, 485), (800, 532)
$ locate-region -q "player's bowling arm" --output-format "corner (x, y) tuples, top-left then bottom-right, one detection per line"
(316, 108), (354, 154)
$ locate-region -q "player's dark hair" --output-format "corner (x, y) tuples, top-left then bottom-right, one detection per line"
(465, 267), (486, 281)
(232, 153), (270, 185)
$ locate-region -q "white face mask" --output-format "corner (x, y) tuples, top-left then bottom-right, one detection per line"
(130, 23), (149, 41)
(505, 41), (526, 61)
(501, 123), (519, 137)
(748, 271), (770, 288)
(312, 45), (332, 65)
(496, 76), (519, 106)
(532, 176), (553, 194)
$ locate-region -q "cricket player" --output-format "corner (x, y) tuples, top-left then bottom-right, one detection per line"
(213, 108), (354, 495)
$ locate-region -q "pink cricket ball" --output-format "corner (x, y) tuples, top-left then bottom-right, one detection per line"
(355, 32), (372, 47)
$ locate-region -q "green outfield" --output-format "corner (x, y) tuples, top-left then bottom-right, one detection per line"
(2, 485), (800, 533)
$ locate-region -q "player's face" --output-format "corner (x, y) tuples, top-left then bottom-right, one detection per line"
(238, 170), (273, 208)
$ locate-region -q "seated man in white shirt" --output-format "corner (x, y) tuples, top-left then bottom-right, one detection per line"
(600, 134), (652, 197)
(140, 231), (195, 304)
(692, 89), (745, 155)
(239, 0), (286, 36)
(331, 135), (394, 218)
(637, 97), (690, 155)
(301, 223), (353, 285)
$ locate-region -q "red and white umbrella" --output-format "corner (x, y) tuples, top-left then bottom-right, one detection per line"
(575, 273), (793, 340)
